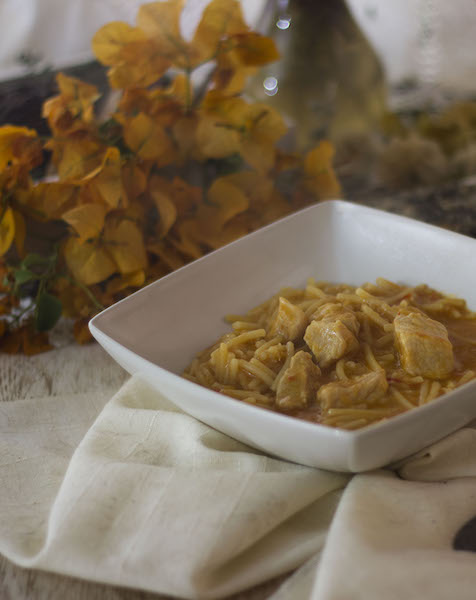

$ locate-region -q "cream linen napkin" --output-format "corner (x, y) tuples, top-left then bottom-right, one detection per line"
(4, 340), (476, 600)
(310, 425), (476, 600)
(0, 342), (348, 599)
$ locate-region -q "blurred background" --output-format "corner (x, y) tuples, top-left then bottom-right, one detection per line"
(1, 0), (475, 234)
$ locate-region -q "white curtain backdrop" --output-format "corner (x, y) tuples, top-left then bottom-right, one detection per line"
(0, 0), (265, 82)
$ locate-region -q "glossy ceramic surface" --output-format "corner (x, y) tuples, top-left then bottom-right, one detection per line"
(90, 200), (476, 472)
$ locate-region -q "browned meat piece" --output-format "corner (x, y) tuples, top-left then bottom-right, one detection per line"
(268, 297), (307, 341)
(276, 351), (321, 410)
(304, 303), (360, 368)
(311, 303), (360, 335)
(317, 370), (388, 410)
(394, 311), (454, 379)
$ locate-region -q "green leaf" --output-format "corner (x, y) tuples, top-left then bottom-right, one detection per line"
(35, 292), (62, 332)
(22, 253), (51, 268)
(14, 268), (36, 285)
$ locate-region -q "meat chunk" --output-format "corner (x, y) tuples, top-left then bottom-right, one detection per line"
(394, 311), (454, 379)
(317, 370), (388, 410)
(268, 297), (307, 342)
(276, 351), (321, 410)
(311, 303), (360, 336)
(304, 303), (359, 368)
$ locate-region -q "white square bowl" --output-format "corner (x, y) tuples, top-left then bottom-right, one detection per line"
(89, 200), (476, 472)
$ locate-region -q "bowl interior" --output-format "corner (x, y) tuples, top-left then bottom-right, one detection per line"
(90, 200), (476, 471)
(92, 200), (476, 374)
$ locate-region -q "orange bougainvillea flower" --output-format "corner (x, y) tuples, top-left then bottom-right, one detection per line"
(62, 203), (108, 244)
(149, 178), (177, 238)
(92, 22), (172, 89)
(121, 162), (148, 202)
(22, 181), (77, 220)
(175, 176), (249, 252)
(0, 126), (42, 170)
(43, 73), (99, 134)
(123, 113), (175, 164)
(92, 22), (148, 65)
(0, 325), (53, 355)
(0, 207), (15, 256)
(198, 93), (286, 171)
(106, 270), (145, 295)
(205, 177), (249, 226)
(70, 146), (125, 210)
(63, 209), (148, 285)
(92, 0), (277, 91)
(194, 114), (241, 159)
(103, 217), (148, 274)
(48, 142), (126, 211)
(0, 0), (340, 354)
(240, 103), (287, 172)
(63, 236), (117, 286)
(47, 137), (105, 181)
(189, 0), (249, 65)
(89, 147), (125, 209)
(136, 0), (186, 61)
(232, 32), (280, 66)
(73, 318), (93, 345)
(304, 141), (341, 200)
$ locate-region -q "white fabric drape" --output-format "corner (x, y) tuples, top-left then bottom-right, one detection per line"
(0, 342), (347, 599)
(2, 341), (476, 599)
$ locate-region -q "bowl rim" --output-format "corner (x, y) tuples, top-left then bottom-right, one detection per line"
(90, 198), (476, 329)
(89, 199), (476, 457)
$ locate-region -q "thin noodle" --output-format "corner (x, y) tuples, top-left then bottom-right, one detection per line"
(418, 380), (430, 405)
(226, 329), (266, 348)
(360, 314), (373, 343)
(363, 343), (383, 372)
(425, 381), (441, 404)
(336, 293), (363, 305)
(306, 285), (328, 299)
(326, 407), (397, 417)
(184, 278), (476, 431)
(336, 359), (348, 380)
(390, 386), (414, 409)
(304, 299), (329, 318)
(241, 359), (275, 387)
(377, 353), (395, 363)
(375, 333), (394, 347)
(232, 321), (261, 331)
(271, 342), (295, 391)
(459, 370), (476, 385)
(255, 337), (282, 356)
(341, 418), (369, 430)
(361, 304), (390, 328)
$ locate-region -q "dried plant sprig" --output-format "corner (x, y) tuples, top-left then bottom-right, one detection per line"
(0, 0), (340, 353)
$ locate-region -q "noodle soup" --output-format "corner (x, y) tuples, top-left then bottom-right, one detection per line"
(184, 278), (476, 430)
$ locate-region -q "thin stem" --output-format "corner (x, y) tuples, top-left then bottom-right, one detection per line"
(9, 301), (35, 326)
(184, 68), (193, 113)
(60, 274), (105, 311)
(191, 64), (218, 110)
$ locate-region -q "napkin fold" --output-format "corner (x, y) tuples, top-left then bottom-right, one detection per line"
(0, 344), (347, 599)
(2, 342), (476, 600)
(311, 425), (476, 600)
